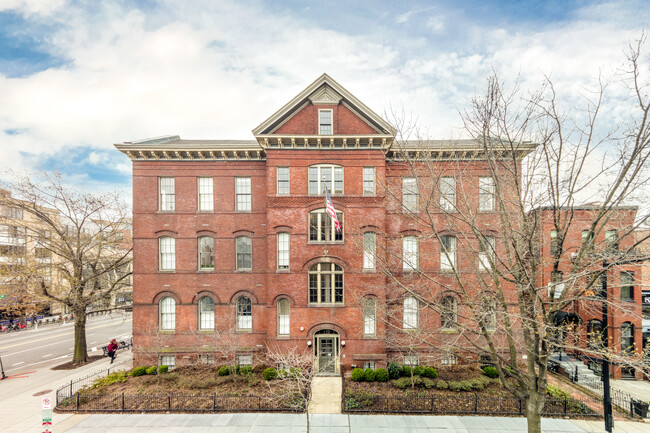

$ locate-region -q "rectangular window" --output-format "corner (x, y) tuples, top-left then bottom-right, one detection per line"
(235, 177), (251, 211)
(479, 177), (495, 211)
(549, 271), (564, 299)
(479, 236), (495, 272)
(159, 177), (175, 211)
(237, 354), (253, 367)
(198, 354), (214, 365)
(403, 236), (418, 271)
(236, 237), (252, 270)
(402, 177), (418, 212)
(308, 165), (344, 195)
(440, 236), (456, 271)
(277, 233), (289, 270)
(198, 237), (214, 270)
(440, 177), (456, 211)
(278, 299), (290, 336)
(606, 230), (618, 253)
(319, 109), (333, 135)
(363, 299), (376, 336)
(550, 230), (558, 256)
(159, 237), (175, 271)
(363, 167), (376, 195)
(363, 232), (376, 270)
(159, 355), (175, 370)
(587, 272), (604, 298)
(363, 362), (376, 370)
(403, 297), (418, 329)
(277, 167), (290, 195)
(1, 206), (22, 219)
(621, 271), (634, 301)
(403, 355), (419, 366)
(441, 353), (457, 365)
(309, 211), (343, 242)
(197, 177), (213, 211)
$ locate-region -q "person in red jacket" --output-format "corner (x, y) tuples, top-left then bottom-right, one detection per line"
(107, 339), (118, 364)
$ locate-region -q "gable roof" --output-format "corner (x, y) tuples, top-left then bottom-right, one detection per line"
(252, 73), (395, 136)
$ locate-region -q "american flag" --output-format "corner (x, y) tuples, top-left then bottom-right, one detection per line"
(324, 185), (341, 233)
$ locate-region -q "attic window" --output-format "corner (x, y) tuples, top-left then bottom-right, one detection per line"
(319, 110), (333, 135)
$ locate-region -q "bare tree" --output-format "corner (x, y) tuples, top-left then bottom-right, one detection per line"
(0, 172), (132, 365)
(354, 39), (650, 433)
(264, 345), (313, 410)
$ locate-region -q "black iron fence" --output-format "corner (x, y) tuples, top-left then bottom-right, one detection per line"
(56, 361), (130, 402)
(343, 392), (603, 418)
(578, 378), (649, 418)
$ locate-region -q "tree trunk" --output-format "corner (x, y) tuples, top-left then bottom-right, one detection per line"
(525, 390), (545, 433)
(72, 308), (88, 364)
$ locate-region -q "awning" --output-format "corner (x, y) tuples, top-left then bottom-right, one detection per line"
(553, 311), (582, 326)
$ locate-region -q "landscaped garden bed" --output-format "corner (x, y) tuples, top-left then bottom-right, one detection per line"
(343, 363), (601, 418)
(56, 364), (308, 413)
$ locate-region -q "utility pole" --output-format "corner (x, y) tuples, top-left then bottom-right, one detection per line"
(601, 259), (613, 432)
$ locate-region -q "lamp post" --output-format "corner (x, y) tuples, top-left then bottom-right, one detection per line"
(0, 354), (6, 379)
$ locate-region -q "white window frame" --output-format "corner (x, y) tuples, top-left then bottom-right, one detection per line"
(236, 296), (252, 331)
(363, 167), (376, 195)
(402, 177), (418, 212)
(235, 177), (251, 212)
(440, 236), (456, 271)
(159, 177), (175, 211)
(159, 297), (176, 330)
(277, 298), (290, 336)
(236, 236), (252, 270)
(363, 298), (376, 336)
(403, 236), (418, 271)
(308, 263), (344, 304)
(403, 354), (419, 366)
(198, 236), (214, 270)
(237, 354), (253, 367)
(309, 209), (344, 242)
(318, 109), (333, 135)
(363, 232), (376, 270)
(277, 167), (290, 195)
(403, 296), (418, 329)
(363, 362), (376, 370)
(277, 232), (289, 270)
(441, 353), (457, 365)
(197, 177), (213, 211)
(308, 164), (344, 195)
(198, 354), (214, 365)
(159, 355), (175, 370)
(479, 235), (495, 272)
(479, 177), (495, 212)
(548, 271), (565, 300)
(440, 176), (456, 211)
(441, 296), (457, 330)
(159, 237), (175, 271)
(198, 296), (214, 330)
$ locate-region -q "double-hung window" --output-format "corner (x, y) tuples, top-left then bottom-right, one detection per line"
(277, 299), (290, 336)
(159, 177), (175, 211)
(198, 296), (214, 330)
(236, 236), (252, 270)
(440, 236), (456, 271)
(319, 109), (333, 135)
(277, 167), (289, 195)
(403, 236), (418, 271)
(159, 237), (175, 271)
(402, 177), (418, 212)
(309, 209), (343, 242)
(605, 230), (618, 253)
(621, 271), (634, 301)
(198, 177), (213, 211)
(198, 237), (214, 270)
(308, 263), (344, 304)
(363, 167), (376, 195)
(550, 230), (559, 256)
(479, 235), (495, 272)
(440, 177), (456, 211)
(403, 296), (418, 329)
(363, 232), (376, 270)
(549, 271), (564, 299)
(236, 296), (252, 331)
(308, 165), (343, 195)
(277, 232), (289, 270)
(159, 297), (175, 330)
(363, 298), (376, 336)
(441, 296), (457, 329)
(479, 177), (495, 211)
(235, 177), (251, 211)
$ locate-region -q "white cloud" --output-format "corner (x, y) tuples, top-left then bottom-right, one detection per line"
(0, 0), (65, 15)
(396, 11), (412, 24)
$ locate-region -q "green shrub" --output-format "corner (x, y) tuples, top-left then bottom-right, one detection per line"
(288, 367), (301, 378)
(449, 380), (473, 392)
(412, 366), (425, 376)
(238, 366), (253, 376)
(423, 367), (438, 379)
(547, 385), (570, 399)
(217, 366), (232, 376)
(132, 366), (147, 377)
(401, 366), (412, 377)
(483, 366), (498, 379)
(387, 362), (401, 379)
(434, 379), (448, 390)
(263, 367), (277, 380)
(158, 365), (169, 374)
(469, 376), (489, 390)
(375, 368), (389, 382)
(422, 377), (436, 389)
(145, 366), (157, 375)
(364, 368), (376, 382)
(351, 368), (365, 382)
(89, 371), (128, 389)
(277, 369), (288, 378)
(391, 376), (422, 389)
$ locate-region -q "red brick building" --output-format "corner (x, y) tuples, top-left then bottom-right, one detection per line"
(115, 74), (642, 377)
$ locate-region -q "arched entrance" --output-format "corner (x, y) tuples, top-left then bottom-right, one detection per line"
(314, 329), (340, 375)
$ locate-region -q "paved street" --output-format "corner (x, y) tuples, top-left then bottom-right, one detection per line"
(0, 312), (132, 375)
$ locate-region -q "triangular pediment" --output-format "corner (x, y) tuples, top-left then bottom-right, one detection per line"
(252, 73), (395, 136)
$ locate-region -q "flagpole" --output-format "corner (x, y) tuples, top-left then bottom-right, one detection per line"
(323, 176), (328, 253)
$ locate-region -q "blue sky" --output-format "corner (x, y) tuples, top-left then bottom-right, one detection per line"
(0, 0), (648, 193)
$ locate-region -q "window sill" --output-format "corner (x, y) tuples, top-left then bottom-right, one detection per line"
(276, 269), (290, 273)
(308, 241), (345, 245)
(363, 335), (377, 339)
(277, 335), (291, 339)
(197, 329), (214, 334)
(235, 210), (252, 213)
(198, 269), (214, 272)
(197, 210), (214, 214)
(362, 268), (377, 273)
(235, 269), (252, 273)
(158, 330), (175, 335)
(158, 210), (175, 214)
(441, 329), (459, 334)
(158, 270), (176, 273)
(236, 329), (252, 334)
(308, 303), (345, 307)
(621, 299), (635, 303)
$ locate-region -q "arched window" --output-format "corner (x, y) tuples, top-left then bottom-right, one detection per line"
(363, 298), (376, 336)
(309, 209), (344, 242)
(586, 319), (604, 350)
(480, 297), (496, 331)
(198, 296), (214, 330)
(308, 263), (344, 304)
(403, 296), (418, 329)
(308, 164), (343, 195)
(159, 297), (175, 330)
(198, 237), (214, 270)
(621, 321), (634, 354)
(479, 235), (495, 272)
(441, 296), (457, 329)
(363, 232), (376, 269)
(159, 237), (175, 271)
(403, 236), (418, 271)
(236, 296), (252, 331)
(277, 299), (290, 336)
(440, 236), (456, 271)
(236, 236), (252, 270)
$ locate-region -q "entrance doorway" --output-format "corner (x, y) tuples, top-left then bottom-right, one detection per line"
(314, 329), (340, 375)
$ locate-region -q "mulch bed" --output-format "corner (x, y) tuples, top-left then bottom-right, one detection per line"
(51, 355), (104, 370)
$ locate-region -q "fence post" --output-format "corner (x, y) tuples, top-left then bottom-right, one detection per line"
(168, 395), (171, 411)
(258, 396), (261, 410)
(475, 393), (478, 414)
(519, 399), (522, 415)
(564, 396), (567, 415)
(70, 380), (73, 396)
(76, 392), (79, 410)
(122, 392), (125, 411)
(430, 396), (434, 413)
(213, 393), (216, 411)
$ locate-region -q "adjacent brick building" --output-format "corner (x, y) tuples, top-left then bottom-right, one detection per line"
(116, 74), (643, 378)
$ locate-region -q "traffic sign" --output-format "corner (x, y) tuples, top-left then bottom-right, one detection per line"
(0, 295), (6, 299)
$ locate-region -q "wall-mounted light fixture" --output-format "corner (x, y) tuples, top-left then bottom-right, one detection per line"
(341, 341), (346, 347)
(307, 341), (312, 347)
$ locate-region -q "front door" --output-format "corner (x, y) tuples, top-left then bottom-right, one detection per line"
(318, 337), (336, 374)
